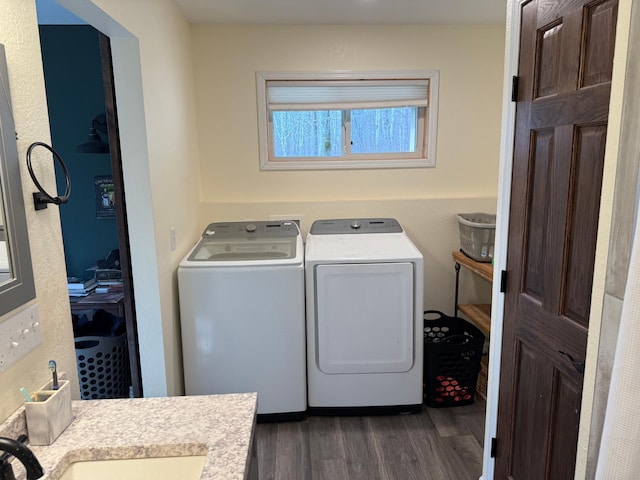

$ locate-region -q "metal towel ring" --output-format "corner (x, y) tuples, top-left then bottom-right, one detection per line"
(26, 142), (71, 210)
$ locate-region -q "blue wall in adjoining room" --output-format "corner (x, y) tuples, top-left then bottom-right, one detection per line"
(39, 25), (118, 279)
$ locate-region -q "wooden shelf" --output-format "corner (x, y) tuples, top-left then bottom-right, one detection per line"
(452, 250), (493, 282)
(458, 303), (491, 336)
(452, 250), (493, 401)
(452, 250), (493, 335)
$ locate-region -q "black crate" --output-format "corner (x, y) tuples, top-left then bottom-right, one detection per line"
(423, 310), (485, 408)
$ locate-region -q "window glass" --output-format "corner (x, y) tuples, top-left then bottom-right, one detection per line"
(350, 107), (418, 154)
(272, 110), (342, 157)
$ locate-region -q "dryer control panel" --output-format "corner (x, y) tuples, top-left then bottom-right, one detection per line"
(309, 218), (403, 235)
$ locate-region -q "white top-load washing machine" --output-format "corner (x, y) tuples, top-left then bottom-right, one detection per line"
(178, 221), (306, 420)
(305, 218), (424, 414)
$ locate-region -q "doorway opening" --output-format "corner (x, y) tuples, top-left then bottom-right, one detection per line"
(37, 22), (142, 398)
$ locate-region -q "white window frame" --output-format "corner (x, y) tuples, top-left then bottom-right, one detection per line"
(256, 70), (439, 171)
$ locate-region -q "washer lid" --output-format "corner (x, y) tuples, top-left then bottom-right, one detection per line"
(187, 221), (299, 262)
(309, 218), (403, 235)
(187, 237), (297, 261)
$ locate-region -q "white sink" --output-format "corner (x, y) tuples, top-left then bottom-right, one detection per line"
(58, 455), (207, 480)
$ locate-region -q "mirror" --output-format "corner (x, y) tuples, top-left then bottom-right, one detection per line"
(0, 192), (11, 283)
(0, 46), (9, 284)
(0, 43), (36, 318)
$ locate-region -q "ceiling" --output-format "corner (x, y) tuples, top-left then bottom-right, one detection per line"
(37, 0), (506, 26)
(173, 0), (507, 25)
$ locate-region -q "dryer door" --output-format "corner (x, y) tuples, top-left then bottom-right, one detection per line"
(315, 262), (414, 374)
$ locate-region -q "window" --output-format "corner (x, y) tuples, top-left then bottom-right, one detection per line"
(256, 71), (439, 170)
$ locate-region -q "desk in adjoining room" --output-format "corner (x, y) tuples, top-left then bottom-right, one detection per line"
(70, 291), (125, 318)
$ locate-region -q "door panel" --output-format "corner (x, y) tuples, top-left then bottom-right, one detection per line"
(315, 262), (414, 374)
(582, 0), (618, 88)
(523, 128), (553, 301)
(562, 124), (607, 324)
(547, 371), (582, 480)
(496, 0), (617, 477)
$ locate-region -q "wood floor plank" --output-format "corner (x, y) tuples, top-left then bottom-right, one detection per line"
(415, 410), (483, 480)
(367, 414), (429, 480)
(457, 410), (486, 447)
(450, 397), (487, 416)
(310, 459), (350, 480)
(400, 412), (454, 480)
(437, 435), (484, 480)
(256, 422), (278, 480)
(255, 399), (486, 480)
(274, 421), (312, 479)
(308, 415), (345, 461)
(339, 415), (386, 480)
(426, 405), (474, 438)
(446, 397), (487, 443)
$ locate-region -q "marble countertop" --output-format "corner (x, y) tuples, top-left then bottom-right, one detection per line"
(7, 393), (257, 480)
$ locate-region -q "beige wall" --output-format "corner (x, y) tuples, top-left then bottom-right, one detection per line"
(192, 24), (504, 313)
(193, 25), (504, 203)
(0, 0), (79, 421)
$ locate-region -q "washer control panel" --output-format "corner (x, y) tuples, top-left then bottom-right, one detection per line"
(202, 221), (298, 239)
(310, 218), (403, 235)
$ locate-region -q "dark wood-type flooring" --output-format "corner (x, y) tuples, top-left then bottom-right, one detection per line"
(256, 399), (486, 480)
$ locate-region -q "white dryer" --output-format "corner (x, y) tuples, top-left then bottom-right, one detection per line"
(179, 221), (306, 420)
(305, 218), (424, 414)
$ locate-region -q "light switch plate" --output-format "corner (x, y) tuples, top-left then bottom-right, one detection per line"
(170, 227), (176, 251)
(0, 304), (42, 373)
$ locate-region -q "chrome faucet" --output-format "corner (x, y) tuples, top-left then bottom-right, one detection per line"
(0, 436), (44, 480)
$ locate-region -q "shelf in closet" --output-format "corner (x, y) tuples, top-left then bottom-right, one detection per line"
(452, 250), (493, 401)
(452, 250), (493, 335)
(457, 303), (491, 336)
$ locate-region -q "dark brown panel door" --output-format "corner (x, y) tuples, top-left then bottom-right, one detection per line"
(495, 0), (617, 478)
